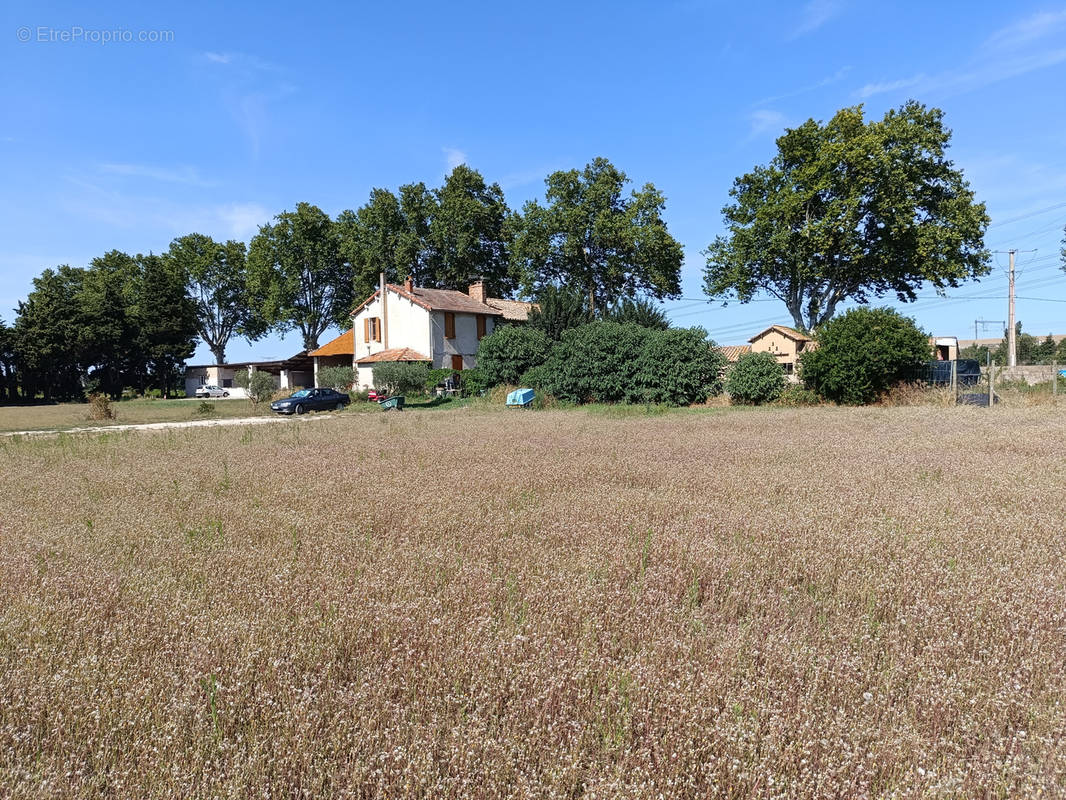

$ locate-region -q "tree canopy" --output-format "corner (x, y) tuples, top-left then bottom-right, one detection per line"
(246, 202), (351, 351)
(703, 101), (990, 331)
(166, 233), (263, 364)
(526, 284), (592, 341)
(12, 253), (197, 400)
(337, 186), (421, 303)
(338, 167), (517, 302)
(514, 158), (683, 314)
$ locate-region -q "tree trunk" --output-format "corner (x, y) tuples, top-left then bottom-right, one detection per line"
(211, 345), (226, 365)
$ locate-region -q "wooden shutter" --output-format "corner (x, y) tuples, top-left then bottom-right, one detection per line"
(451, 354), (464, 371)
(476, 315), (486, 340)
(445, 312), (455, 339)
(363, 317), (370, 343)
(374, 317), (382, 343)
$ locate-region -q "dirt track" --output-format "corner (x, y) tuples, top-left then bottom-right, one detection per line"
(1, 413), (334, 437)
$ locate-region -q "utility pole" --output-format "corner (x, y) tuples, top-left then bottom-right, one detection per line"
(1007, 249), (1017, 368)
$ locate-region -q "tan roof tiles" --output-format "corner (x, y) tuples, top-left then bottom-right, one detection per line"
(355, 347), (432, 364)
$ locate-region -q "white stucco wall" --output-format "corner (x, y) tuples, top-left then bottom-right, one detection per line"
(353, 291), (432, 363)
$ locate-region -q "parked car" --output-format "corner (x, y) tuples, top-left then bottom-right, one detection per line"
(195, 385), (229, 398)
(270, 387), (350, 415)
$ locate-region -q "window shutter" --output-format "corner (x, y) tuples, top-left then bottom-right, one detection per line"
(445, 312), (455, 339)
(363, 317), (370, 343)
(476, 315), (486, 340)
(375, 317), (382, 343)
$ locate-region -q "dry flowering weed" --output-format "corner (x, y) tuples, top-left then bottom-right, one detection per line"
(0, 406), (1064, 798)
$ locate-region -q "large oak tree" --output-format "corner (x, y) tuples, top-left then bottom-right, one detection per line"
(166, 233), (263, 365)
(246, 202), (351, 351)
(514, 157), (683, 314)
(703, 101), (990, 331)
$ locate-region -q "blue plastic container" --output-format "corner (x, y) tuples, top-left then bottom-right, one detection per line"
(506, 388), (535, 407)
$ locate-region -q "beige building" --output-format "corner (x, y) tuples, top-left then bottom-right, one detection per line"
(748, 325), (814, 376)
(309, 278), (535, 390)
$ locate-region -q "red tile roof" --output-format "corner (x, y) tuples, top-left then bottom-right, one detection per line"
(355, 347), (431, 364)
(485, 297), (538, 321)
(351, 284), (505, 317)
(719, 345), (752, 362)
(748, 324), (812, 343)
(307, 329), (354, 357)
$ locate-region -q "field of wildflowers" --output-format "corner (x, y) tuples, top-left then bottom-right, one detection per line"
(1, 405), (1063, 797)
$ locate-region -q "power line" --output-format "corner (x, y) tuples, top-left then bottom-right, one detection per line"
(988, 201), (1066, 228)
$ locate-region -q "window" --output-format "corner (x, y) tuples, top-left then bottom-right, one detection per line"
(364, 316), (381, 343)
(451, 354), (464, 371)
(444, 312), (456, 339)
(222, 378), (233, 388)
(476, 315), (486, 340)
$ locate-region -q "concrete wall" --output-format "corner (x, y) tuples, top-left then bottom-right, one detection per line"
(985, 365), (1064, 386)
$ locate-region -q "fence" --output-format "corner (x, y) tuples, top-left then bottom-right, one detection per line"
(900, 360), (1065, 407)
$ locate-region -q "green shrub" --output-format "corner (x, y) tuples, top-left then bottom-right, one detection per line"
(372, 362), (430, 396)
(607, 296), (670, 330)
(540, 321), (651, 403)
(234, 369), (276, 407)
(534, 322), (724, 406)
(774, 384), (821, 406)
(349, 387), (370, 403)
(727, 351), (785, 405)
(195, 400), (216, 416)
(519, 364), (551, 390)
(527, 285), (591, 341)
(316, 365), (355, 391)
(476, 325), (551, 386)
(458, 368), (490, 397)
(800, 307), (930, 405)
(636, 327), (726, 405)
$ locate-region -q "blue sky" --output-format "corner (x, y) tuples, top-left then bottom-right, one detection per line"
(3, 0), (1066, 361)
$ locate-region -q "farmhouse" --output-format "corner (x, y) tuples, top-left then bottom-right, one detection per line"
(309, 278), (535, 390)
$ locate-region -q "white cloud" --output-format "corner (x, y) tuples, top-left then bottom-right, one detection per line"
(198, 51), (293, 158)
(754, 65), (852, 106)
(99, 162), (210, 186)
(443, 147), (467, 172)
(984, 9), (1066, 52)
(749, 110), (790, 138)
(215, 203), (270, 238)
(790, 0), (843, 38)
(855, 9), (1066, 99)
(856, 75), (927, 99)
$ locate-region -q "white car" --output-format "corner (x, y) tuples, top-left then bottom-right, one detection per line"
(195, 385), (229, 398)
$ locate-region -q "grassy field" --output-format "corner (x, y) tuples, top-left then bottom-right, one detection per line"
(0, 395), (472, 433)
(0, 397), (273, 432)
(1, 405), (1064, 797)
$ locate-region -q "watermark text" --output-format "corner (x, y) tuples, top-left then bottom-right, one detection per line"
(16, 26), (175, 44)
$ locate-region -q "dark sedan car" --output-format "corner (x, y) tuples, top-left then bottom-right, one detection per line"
(270, 388), (350, 415)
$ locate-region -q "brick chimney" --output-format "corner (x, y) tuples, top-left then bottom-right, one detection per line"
(404, 276), (414, 293)
(468, 280), (486, 303)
